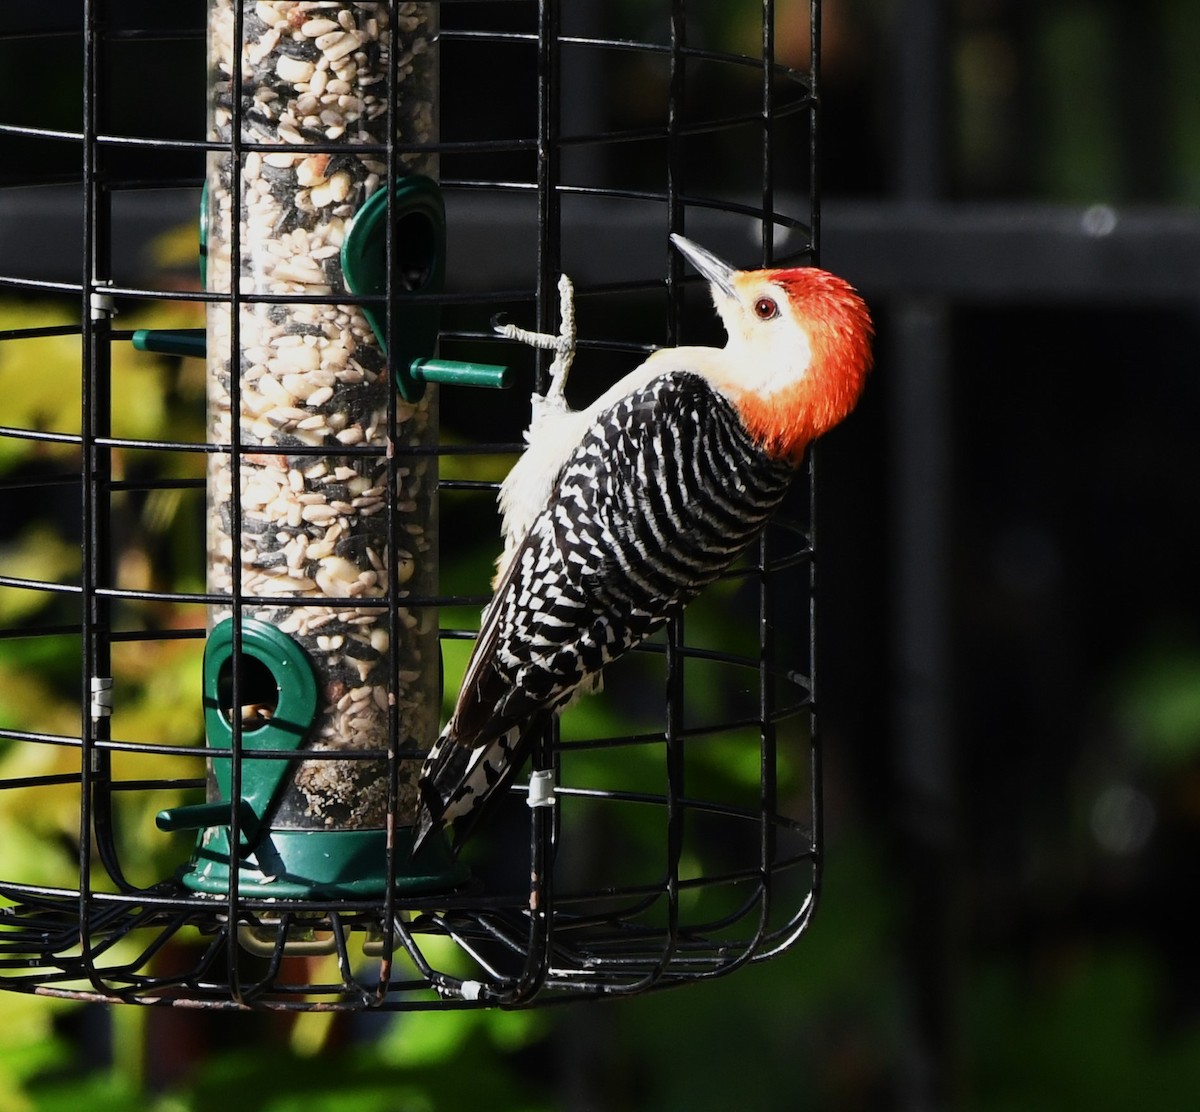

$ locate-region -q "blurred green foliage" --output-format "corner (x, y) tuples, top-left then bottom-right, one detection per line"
(0, 294), (210, 896)
(1116, 638), (1200, 772)
(968, 948), (1200, 1112)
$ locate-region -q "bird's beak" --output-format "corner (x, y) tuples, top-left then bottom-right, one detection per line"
(670, 234), (738, 299)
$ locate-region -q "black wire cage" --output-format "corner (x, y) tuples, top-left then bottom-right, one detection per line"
(0, 0), (823, 1010)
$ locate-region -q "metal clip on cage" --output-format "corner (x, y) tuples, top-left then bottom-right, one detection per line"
(0, 0), (822, 1010)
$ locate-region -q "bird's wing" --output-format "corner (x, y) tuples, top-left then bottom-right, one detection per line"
(447, 369), (795, 747)
(445, 524), (543, 750)
(412, 511), (560, 850)
(417, 371), (793, 846)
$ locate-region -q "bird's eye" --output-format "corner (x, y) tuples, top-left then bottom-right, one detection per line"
(753, 296), (779, 320)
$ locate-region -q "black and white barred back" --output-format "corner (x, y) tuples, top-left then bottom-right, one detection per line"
(415, 370), (797, 850)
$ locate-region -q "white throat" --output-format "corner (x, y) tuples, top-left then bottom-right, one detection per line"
(719, 300), (814, 399)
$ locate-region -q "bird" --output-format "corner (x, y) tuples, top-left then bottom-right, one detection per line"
(412, 233), (873, 855)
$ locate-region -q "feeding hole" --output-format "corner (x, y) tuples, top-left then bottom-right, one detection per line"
(394, 210), (436, 291)
(217, 653), (279, 731)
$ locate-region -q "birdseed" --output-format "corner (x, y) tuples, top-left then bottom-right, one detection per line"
(206, 0), (438, 831)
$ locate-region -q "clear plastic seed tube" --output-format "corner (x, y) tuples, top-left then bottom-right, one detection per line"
(205, 1), (438, 831)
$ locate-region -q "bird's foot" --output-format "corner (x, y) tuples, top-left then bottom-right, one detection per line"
(494, 274), (576, 415)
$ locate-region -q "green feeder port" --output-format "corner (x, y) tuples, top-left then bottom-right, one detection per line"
(341, 174), (511, 401)
(160, 617), (467, 898)
(131, 328), (206, 359)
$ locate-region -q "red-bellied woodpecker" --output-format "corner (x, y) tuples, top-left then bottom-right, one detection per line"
(413, 234), (874, 853)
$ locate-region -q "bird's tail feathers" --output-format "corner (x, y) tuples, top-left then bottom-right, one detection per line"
(411, 717), (544, 857)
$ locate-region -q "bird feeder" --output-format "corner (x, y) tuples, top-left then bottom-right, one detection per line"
(0, 0), (826, 1009)
(166, 0), (465, 897)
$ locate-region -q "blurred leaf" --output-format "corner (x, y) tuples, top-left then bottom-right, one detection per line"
(1116, 639), (1200, 769)
(380, 1011), (483, 1069)
(0, 307), (81, 474)
(25, 1071), (143, 1112)
(380, 1007), (546, 1070)
(0, 992), (74, 1110)
(0, 526), (79, 625)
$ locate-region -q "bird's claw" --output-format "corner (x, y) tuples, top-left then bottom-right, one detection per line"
(493, 274), (576, 407)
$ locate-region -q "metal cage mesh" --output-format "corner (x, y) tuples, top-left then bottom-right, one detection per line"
(0, 0), (820, 1010)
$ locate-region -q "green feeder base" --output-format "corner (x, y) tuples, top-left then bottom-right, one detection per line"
(177, 826), (469, 899)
